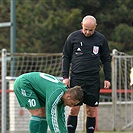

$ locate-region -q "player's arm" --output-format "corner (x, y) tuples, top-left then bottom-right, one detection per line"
(46, 89), (64, 133)
(100, 37), (111, 84)
(62, 34), (73, 79)
(57, 103), (67, 132)
(130, 68), (133, 86)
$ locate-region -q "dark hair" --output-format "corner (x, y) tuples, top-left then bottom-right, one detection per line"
(67, 86), (83, 102)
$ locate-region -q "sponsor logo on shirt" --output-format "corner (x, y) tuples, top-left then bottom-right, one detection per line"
(77, 48), (81, 51)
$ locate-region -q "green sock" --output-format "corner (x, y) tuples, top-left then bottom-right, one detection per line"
(39, 117), (48, 133)
(29, 115), (41, 133)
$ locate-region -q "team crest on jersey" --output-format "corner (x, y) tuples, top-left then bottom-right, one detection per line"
(93, 46), (99, 55)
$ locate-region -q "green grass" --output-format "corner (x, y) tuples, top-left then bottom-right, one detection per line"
(7, 131), (133, 133)
(76, 131), (133, 133)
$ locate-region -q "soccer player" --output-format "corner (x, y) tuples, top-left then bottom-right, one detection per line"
(14, 72), (83, 133)
(62, 15), (111, 133)
(130, 67), (133, 86)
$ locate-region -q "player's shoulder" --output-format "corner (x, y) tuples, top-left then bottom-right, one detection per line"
(94, 31), (106, 39)
(68, 30), (82, 38)
(71, 30), (81, 35)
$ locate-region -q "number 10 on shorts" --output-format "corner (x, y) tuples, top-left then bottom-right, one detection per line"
(28, 99), (36, 107)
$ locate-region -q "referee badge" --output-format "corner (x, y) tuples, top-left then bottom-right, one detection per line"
(93, 46), (99, 55)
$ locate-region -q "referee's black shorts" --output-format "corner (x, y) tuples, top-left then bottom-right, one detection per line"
(70, 73), (100, 107)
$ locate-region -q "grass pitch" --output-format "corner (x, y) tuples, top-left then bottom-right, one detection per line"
(76, 131), (133, 133)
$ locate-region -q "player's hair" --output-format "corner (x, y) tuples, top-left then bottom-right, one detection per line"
(67, 86), (83, 102)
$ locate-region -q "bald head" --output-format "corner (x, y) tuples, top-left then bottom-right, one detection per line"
(82, 15), (97, 25)
(81, 15), (97, 37)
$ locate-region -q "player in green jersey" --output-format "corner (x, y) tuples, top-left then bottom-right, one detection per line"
(14, 72), (83, 133)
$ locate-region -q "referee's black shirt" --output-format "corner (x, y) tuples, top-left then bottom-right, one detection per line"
(62, 30), (111, 82)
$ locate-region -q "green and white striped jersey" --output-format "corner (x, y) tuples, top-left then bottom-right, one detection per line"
(14, 72), (68, 133)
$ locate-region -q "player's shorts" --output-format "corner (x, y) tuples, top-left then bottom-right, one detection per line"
(14, 76), (45, 109)
(70, 73), (100, 107)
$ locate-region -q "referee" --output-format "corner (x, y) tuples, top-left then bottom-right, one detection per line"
(62, 15), (111, 133)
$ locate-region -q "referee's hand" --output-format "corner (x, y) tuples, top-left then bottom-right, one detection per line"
(63, 78), (70, 87)
(104, 80), (110, 89)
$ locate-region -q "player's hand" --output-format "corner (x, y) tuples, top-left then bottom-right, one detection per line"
(63, 78), (70, 87)
(130, 82), (133, 86)
(104, 80), (110, 89)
